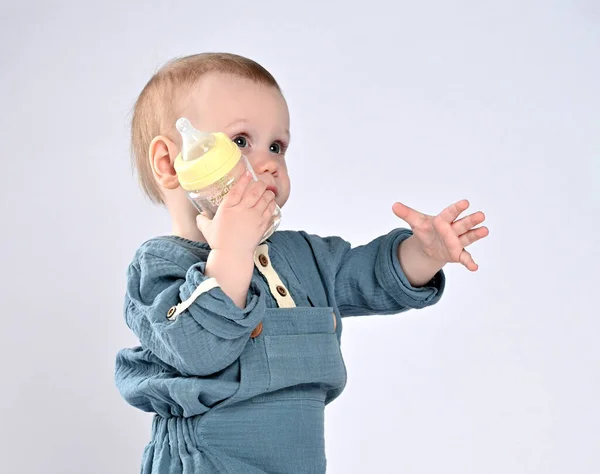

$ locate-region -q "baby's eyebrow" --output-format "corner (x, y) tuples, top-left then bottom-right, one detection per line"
(223, 118), (248, 129)
(223, 118), (290, 141)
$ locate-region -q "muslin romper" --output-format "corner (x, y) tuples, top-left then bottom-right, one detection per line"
(115, 228), (445, 473)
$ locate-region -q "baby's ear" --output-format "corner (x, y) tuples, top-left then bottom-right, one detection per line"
(149, 135), (180, 190)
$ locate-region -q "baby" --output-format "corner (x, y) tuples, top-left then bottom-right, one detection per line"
(115, 52), (488, 474)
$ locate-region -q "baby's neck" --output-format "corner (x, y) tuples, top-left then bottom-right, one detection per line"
(167, 199), (207, 243)
(171, 221), (207, 243)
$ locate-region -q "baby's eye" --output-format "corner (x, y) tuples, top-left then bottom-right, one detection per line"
(270, 142), (284, 154)
(233, 136), (248, 148)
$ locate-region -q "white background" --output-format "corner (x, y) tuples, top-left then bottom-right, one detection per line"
(1, 1), (599, 473)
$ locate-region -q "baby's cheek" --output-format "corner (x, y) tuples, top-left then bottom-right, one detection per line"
(277, 182), (291, 207)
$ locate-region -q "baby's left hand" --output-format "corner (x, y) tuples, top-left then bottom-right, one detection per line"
(392, 199), (489, 271)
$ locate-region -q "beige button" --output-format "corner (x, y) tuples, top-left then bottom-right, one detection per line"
(276, 285), (287, 297)
(258, 254), (269, 267)
(167, 306), (177, 319)
(250, 321), (263, 338)
(332, 312), (337, 331)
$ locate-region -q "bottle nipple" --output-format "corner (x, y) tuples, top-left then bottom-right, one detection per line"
(176, 117), (216, 162)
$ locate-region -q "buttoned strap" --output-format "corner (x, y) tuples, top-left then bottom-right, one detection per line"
(254, 244), (296, 308)
(166, 277), (220, 321)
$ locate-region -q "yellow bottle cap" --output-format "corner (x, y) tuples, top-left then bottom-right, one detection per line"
(173, 118), (241, 191)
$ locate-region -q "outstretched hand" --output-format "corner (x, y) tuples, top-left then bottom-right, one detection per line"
(392, 199), (489, 271)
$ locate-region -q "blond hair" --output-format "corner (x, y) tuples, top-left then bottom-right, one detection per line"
(130, 52), (281, 205)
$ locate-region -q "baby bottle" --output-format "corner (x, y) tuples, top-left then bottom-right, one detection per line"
(174, 117), (281, 242)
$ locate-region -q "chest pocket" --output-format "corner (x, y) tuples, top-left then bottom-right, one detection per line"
(251, 245), (346, 403)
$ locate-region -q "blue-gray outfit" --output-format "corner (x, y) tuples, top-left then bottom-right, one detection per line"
(115, 229), (445, 473)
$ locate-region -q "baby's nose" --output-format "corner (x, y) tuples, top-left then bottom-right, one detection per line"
(250, 150), (278, 175)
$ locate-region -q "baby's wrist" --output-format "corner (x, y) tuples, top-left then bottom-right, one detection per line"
(205, 248), (255, 309)
(209, 247), (256, 262)
(398, 236), (445, 287)
(206, 248), (256, 279)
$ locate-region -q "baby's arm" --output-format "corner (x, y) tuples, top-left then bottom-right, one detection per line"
(197, 171), (278, 308)
(304, 229), (444, 317)
(204, 249), (254, 308)
(125, 243), (266, 377)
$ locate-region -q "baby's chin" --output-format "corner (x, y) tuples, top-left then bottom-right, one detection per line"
(275, 194), (289, 209)
(275, 185), (290, 208)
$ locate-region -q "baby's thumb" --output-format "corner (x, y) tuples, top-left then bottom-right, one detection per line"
(195, 213), (211, 233)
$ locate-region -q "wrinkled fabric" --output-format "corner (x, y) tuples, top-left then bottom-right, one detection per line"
(115, 229), (445, 473)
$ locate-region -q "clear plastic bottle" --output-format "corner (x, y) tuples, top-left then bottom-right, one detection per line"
(174, 118), (281, 242)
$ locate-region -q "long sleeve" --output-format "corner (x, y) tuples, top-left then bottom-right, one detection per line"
(304, 228), (445, 317)
(124, 243), (266, 377)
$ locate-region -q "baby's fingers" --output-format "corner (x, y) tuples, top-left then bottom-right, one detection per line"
(452, 211), (486, 235)
(261, 200), (277, 226)
(254, 190), (276, 213)
(222, 171), (253, 208)
(241, 179), (268, 208)
(458, 226), (489, 248)
(252, 200), (276, 236)
(459, 249), (478, 272)
(440, 199), (470, 224)
(196, 212), (212, 234)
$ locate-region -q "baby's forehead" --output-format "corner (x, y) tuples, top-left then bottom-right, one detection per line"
(178, 74), (289, 131)
(192, 73), (285, 106)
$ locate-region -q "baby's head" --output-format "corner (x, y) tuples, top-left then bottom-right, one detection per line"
(131, 53), (291, 239)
